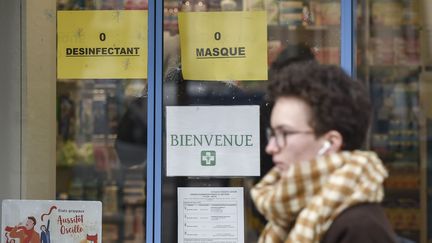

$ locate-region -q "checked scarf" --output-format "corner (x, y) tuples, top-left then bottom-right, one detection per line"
(251, 151), (388, 243)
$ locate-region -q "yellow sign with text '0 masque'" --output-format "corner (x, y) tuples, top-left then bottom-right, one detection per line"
(179, 11), (267, 81)
(57, 10), (147, 79)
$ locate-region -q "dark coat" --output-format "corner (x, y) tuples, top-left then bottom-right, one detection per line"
(322, 203), (398, 243)
(115, 97), (147, 167)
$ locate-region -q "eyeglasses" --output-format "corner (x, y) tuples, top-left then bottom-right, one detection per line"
(266, 127), (313, 149)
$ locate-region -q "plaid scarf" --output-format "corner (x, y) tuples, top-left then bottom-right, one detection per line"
(251, 151), (388, 243)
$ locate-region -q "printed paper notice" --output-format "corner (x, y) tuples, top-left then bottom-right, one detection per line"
(166, 106), (260, 177)
(2, 200), (101, 243)
(178, 187), (244, 243)
(179, 11), (267, 81)
(57, 10), (148, 79)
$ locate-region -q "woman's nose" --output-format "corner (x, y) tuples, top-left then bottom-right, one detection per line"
(265, 137), (279, 155)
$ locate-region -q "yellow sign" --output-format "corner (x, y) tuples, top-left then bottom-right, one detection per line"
(57, 10), (147, 79)
(179, 11), (267, 81)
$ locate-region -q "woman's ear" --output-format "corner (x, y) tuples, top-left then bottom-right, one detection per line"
(323, 130), (343, 152)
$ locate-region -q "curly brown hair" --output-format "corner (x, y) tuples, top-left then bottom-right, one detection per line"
(267, 61), (371, 150)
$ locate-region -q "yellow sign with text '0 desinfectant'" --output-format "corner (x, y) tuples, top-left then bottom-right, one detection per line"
(57, 10), (147, 79)
(179, 11), (267, 81)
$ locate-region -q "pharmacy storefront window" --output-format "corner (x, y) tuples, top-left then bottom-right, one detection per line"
(55, 1), (148, 242)
(356, 1), (432, 242)
(162, 0), (341, 242)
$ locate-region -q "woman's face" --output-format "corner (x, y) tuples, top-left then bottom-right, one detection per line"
(266, 97), (324, 172)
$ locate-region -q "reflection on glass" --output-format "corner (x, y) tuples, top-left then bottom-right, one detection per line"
(357, 0), (426, 242)
(163, 0), (341, 242)
(56, 1), (148, 242)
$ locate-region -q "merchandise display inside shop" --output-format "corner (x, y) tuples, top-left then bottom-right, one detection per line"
(357, 0), (426, 241)
(56, 79), (147, 242)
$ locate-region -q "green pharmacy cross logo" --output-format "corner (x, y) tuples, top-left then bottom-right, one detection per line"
(201, 150), (216, 166)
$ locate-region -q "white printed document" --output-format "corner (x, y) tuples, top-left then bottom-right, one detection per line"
(178, 187), (244, 243)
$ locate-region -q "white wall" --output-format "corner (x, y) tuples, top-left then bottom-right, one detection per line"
(0, 0), (57, 223)
(0, 0), (23, 206)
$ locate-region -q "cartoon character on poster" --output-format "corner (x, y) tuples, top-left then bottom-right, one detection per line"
(4, 216), (40, 243)
(4, 206), (56, 243)
(40, 220), (50, 243)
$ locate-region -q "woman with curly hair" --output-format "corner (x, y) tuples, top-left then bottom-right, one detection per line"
(251, 61), (397, 243)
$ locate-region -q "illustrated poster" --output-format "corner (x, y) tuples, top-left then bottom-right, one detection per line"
(2, 200), (102, 243)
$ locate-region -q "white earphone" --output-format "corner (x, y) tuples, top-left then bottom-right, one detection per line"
(317, 140), (331, 156)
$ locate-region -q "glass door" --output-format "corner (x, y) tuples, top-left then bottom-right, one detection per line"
(56, 1), (149, 242)
(160, 0), (342, 242)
